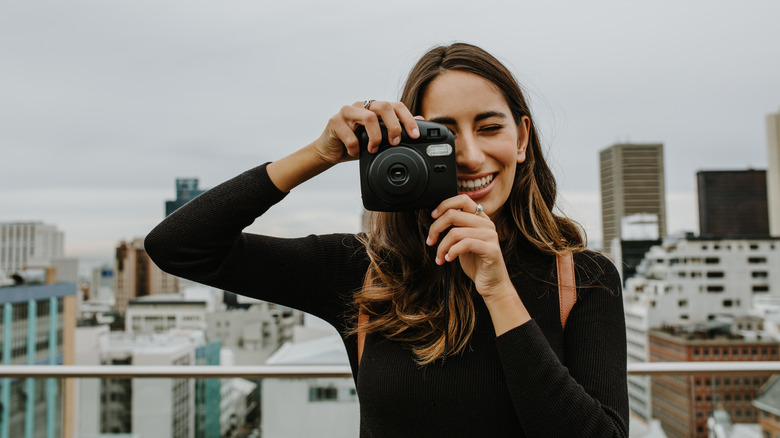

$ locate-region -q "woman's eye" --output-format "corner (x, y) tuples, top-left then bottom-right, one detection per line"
(479, 125), (503, 133)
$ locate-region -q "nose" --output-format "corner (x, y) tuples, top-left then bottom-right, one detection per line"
(455, 133), (485, 172)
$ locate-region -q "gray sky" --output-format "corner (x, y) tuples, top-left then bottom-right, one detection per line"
(2, 0), (779, 261)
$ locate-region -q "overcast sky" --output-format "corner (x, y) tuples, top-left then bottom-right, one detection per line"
(2, 0), (779, 265)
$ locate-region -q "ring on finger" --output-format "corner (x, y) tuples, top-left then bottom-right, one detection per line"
(475, 204), (484, 215)
(363, 100), (375, 110)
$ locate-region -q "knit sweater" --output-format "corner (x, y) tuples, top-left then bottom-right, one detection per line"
(145, 163), (629, 437)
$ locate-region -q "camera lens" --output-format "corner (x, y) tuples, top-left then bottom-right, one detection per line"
(388, 164), (408, 184)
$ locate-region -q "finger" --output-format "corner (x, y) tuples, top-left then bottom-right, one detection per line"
(345, 104), (383, 152)
(390, 103), (420, 139)
(434, 228), (496, 264)
(431, 194), (479, 219)
(369, 101), (403, 145)
(427, 207), (493, 246)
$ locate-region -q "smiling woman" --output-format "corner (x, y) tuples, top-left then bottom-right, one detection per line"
(145, 42), (629, 437)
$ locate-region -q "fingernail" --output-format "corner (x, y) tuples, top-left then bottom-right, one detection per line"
(431, 209), (438, 217)
(412, 128), (420, 138)
(391, 136), (401, 145)
(435, 257), (442, 265)
(426, 237), (433, 246)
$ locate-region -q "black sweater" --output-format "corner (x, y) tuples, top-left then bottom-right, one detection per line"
(145, 163), (629, 437)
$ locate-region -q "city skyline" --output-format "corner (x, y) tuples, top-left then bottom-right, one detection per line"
(2, 1), (779, 259)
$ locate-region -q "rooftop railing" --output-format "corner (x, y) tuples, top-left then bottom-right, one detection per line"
(1, 361), (780, 378)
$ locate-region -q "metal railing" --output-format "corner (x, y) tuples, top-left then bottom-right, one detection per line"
(1, 362), (780, 378)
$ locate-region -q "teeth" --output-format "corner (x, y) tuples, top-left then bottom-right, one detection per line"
(458, 174), (493, 191)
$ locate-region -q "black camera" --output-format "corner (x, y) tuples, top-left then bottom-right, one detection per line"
(359, 120), (457, 211)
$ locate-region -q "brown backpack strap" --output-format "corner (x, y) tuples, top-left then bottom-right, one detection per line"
(557, 252), (576, 330)
(357, 271), (371, 366)
(357, 253), (577, 365)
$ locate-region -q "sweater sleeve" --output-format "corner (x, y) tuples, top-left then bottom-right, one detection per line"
(144, 163), (368, 330)
(494, 252), (629, 437)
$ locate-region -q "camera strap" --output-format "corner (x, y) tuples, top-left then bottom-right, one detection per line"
(357, 252), (577, 366)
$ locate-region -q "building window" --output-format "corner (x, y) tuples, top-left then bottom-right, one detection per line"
(707, 271), (725, 278)
(753, 285), (769, 293)
(707, 285), (724, 293)
(678, 299), (688, 308)
(752, 271), (768, 278)
(723, 299), (733, 307)
(705, 257), (720, 264)
(748, 257), (767, 264)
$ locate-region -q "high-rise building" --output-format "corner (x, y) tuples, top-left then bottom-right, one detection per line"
(767, 109), (780, 237)
(114, 238), (178, 314)
(697, 170), (769, 237)
(649, 322), (778, 438)
(0, 222), (64, 275)
(599, 143), (667, 254)
(165, 179), (206, 217)
(0, 280), (78, 438)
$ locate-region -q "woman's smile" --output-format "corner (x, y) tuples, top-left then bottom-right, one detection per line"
(457, 172), (497, 199)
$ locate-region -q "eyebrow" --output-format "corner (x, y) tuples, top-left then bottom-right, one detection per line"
(428, 111), (509, 126)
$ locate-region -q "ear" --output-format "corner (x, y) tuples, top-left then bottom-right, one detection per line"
(517, 116), (531, 164)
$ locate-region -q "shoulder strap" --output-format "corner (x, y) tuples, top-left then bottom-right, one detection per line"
(557, 252), (576, 329)
(357, 272), (371, 366)
(357, 252), (577, 365)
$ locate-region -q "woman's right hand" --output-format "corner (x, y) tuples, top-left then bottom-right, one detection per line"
(312, 100), (421, 165)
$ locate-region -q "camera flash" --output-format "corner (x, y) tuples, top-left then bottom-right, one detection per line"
(426, 144), (452, 157)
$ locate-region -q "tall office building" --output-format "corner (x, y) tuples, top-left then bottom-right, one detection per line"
(0, 222), (64, 275)
(165, 178), (206, 217)
(767, 109), (780, 236)
(114, 238), (178, 313)
(697, 170), (769, 237)
(599, 143), (667, 253)
(0, 280), (78, 438)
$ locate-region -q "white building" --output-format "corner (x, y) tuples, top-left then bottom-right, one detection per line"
(624, 235), (780, 422)
(767, 108), (780, 237)
(262, 334), (359, 438)
(0, 221), (64, 274)
(208, 302), (302, 365)
(75, 327), (202, 438)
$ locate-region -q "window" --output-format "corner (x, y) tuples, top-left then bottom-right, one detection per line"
(723, 299), (733, 307)
(705, 257), (720, 264)
(678, 299), (688, 308)
(707, 285), (725, 293)
(707, 271), (724, 278)
(748, 257), (767, 264)
(752, 271), (768, 278)
(753, 285), (769, 293)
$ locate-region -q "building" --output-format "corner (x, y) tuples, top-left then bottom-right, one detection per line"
(78, 330), (202, 437)
(768, 109), (780, 237)
(610, 214), (662, 285)
(165, 178), (206, 217)
(624, 235), (780, 423)
(0, 222), (64, 275)
(0, 280), (77, 438)
(753, 376), (780, 437)
(649, 322), (778, 438)
(599, 143), (667, 255)
(206, 302), (294, 365)
(114, 238), (178, 314)
(126, 296), (209, 334)
(697, 170), (769, 237)
(262, 334), (359, 438)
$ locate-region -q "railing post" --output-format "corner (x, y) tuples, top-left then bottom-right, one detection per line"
(25, 299), (36, 438)
(1, 303), (12, 438)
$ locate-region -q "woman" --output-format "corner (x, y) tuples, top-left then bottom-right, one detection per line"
(145, 43), (628, 437)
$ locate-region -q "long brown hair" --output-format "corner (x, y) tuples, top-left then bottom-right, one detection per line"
(354, 43), (586, 365)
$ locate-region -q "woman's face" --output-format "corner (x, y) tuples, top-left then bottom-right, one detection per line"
(420, 70), (530, 220)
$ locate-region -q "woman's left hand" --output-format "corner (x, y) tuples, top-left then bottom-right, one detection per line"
(426, 194), (514, 301)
